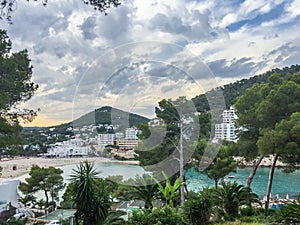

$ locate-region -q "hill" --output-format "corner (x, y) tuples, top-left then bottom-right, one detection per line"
(22, 106), (150, 146)
(192, 64), (300, 112)
(72, 106), (149, 130)
(22, 65), (300, 147)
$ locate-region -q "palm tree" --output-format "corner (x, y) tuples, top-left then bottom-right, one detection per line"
(103, 211), (126, 225)
(213, 181), (260, 221)
(70, 161), (111, 225)
(125, 174), (158, 209)
(115, 174), (158, 209)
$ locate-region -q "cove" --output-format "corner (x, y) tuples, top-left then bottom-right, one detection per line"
(59, 162), (300, 199)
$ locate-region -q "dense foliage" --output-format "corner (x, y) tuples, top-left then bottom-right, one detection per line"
(19, 165), (64, 208)
(184, 189), (213, 225)
(235, 71), (300, 211)
(276, 199), (300, 224)
(213, 182), (260, 221)
(126, 206), (188, 225)
(0, 29), (38, 157)
(192, 64), (300, 112)
(69, 161), (126, 225)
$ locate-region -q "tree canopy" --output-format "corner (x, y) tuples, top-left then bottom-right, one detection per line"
(19, 165), (64, 208)
(0, 29), (38, 157)
(235, 71), (300, 212)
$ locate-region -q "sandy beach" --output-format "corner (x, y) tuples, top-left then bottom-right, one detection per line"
(0, 157), (139, 178)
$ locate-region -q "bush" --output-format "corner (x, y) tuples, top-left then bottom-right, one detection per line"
(184, 189), (213, 225)
(127, 206), (187, 225)
(240, 207), (255, 216)
(276, 201), (300, 224)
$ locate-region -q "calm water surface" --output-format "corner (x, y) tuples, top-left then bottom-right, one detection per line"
(185, 167), (300, 198)
(59, 162), (300, 199)
(16, 162), (300, 200)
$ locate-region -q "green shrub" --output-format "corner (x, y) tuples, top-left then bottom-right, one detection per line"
(127, 206), (187, 225)
(276, 201), (300, 224)
(184, 189), (213, 225)
(240, 207), (255, 216)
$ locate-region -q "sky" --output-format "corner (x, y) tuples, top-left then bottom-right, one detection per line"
(1, 0), (300, 127)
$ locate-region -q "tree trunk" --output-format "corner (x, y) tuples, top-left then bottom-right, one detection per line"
(179, 122), (185, 206)
(246, 155), (264, 188)
(183, 175), (189, 195)
(215, 178), (218, 189)
(44, 190), (49, 207)
(75, 212), (79, 225)
(264, 154), (278, 216)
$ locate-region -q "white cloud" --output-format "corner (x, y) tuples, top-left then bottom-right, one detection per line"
(1, 0), (299, 126)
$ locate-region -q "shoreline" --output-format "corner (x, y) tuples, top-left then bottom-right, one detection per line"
(1, 155), (299, 179)
(234, 155), (300, 168)
(0, 156), (139, 179)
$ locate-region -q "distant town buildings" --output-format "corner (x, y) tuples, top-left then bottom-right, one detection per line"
(44, 125), (141, 159)
(214, 106), (238, 142)
(125, 128), (140, 140)
(46, 139), (90, 157)
(97, 133), (115, 150)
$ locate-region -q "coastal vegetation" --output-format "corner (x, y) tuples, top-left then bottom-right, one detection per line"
(4, 161), (296, 225)
(0, 29), (38, 159)
(1, 28), (300, 224)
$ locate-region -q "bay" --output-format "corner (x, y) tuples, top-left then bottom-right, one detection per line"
(185, 167), (300, 199)
(61, 162), (147, 183)
(17, 162), (300, 200)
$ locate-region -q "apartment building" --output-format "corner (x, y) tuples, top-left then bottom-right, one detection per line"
(214, 106), (238, 141)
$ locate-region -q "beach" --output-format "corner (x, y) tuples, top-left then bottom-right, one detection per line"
(0, 157), (139, 178)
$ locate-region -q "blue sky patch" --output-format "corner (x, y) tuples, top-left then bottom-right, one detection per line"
(226, 2), (287, 32)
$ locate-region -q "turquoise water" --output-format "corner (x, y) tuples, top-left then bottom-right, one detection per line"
(16, 162), (300, 201)
(61, 162), (147, 183)
(185, 167), (300, 198)
(59, 162), (300, 199)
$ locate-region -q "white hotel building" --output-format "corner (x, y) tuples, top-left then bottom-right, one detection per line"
(97, 133), (115, 150)
(214, 106), (238, 142)
(125, 128), (140, 140)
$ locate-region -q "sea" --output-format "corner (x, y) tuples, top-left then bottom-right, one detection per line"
(14, 161), (300, 201)
(58, 162), (300, 199)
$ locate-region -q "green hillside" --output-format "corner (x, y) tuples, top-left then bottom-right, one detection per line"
(22, 106), (150, 146)
(73, 106), (149, 129)
(192, 64), (300, 112)
(22, 65), (300, 147)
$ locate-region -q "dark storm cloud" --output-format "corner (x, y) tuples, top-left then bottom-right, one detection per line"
(150, 13), (190, 34)
(7, 5), (71, 41)
(94, 4), (133, 42)
(78, 16), (98, 40)
(265, 42), (300, 66)
(149, 9), (224, 41)
(208, 57), (257, 78)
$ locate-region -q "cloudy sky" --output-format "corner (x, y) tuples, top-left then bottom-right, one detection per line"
(1, 0), (300, 127)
